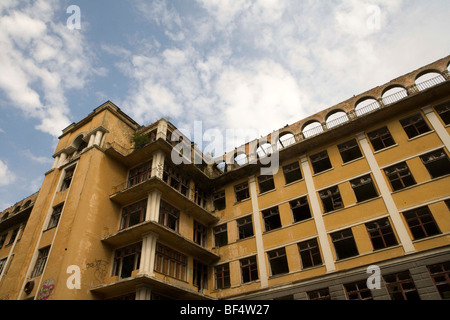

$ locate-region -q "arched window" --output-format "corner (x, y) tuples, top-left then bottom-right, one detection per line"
(326, 111), (349, 129)
(415, 71), (445, 91)
(14, 206), (21, 213)
(382, 86), (408, 105)
(257, 143), (273, 158)
(355, 98), (381, 116)
(302, 121), (323, 138)
(234, 153), (248, 166)
(277, 133), (295, 149)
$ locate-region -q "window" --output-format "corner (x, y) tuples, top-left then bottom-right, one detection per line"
(0, 234), (7, 248)
(213, 191), (226, 211)
(47, 204), (63, 229)
(193, 260), (208, 290)
(344, 280), (373, 300)
(240, 256), (258, 283)
(234, 182), (250, 202)
(420, 149), (450, 178)
(384, 271), (420, 300)
(435, 102), (450, 125)
(237, 216), (253, 239)
(365, 218), (398, 250)
(319, 186), (344, 213)
(298, 238), (322, 269)
(0, 258), (7, 275)
(60, 167), (75, 191)
(282, 161), (302, 184)
(257, 175), (275, 193)
(331, 229), (359, 260)
(112, 242), (141, 279)
(7, 228), (19, 246)
(428, 262), (450, 299)
(120, 199), (146, 230)
(384, 162), (416, 191)
(400, 114), (431, 139)
(403, 206), (441, 240)
(193, 220), (207, 247)
(350, 175), (378, 202)
(154, 243), (187, 281)
(162, 162), (189, 196)
(194, 185), (206, 208)
(310, 150), (332, 174)
(268, 248), (289, 276)
(290, 197), (312, 222)
(159, 200), (180, 232)
(338, 139), (363, 163)
(214, 224), (228, 247)
(31, 246), (51, 278)
(307, 288), (331, 300)
(367, 126), (396, 151)
(215, 263), (231, 289)
(128, 161), (152, 188)
(262, 206), (282, 231)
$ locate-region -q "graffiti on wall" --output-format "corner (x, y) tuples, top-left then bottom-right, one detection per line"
(36, 278), (55, 300)
(86, 259), (108, 284)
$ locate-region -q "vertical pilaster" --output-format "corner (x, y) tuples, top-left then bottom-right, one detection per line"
(139, 232), (159, 277)
(94, 130), (103, 146)
(422, 106), (450, 150)
(151, 150), (166, 179)
(146, 190), (162, 222)
(135, 284), (153, 300)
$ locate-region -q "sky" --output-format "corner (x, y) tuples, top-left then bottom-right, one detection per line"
(0, 0), (449, 211)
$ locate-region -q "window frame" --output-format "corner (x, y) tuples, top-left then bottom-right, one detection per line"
(282, 161), (302, 184)
(234, 182), (250, 202)
(154, 243), (187, 282)
(337, 139), (363, 163)
(193, 220), (207, 247)
(367, 126), (396, 151)
(344, 280), (373, 300)
(331, 228), (359, 260)
(365, 218), (398, 250)
(399, 113), (431, 139)
(127, 160), (152, 188)
(159, 200), (180, 232)
(384, 162), (416, 191)
(383, 271), (420, 300)
(120, 199), (147, 230)
(435, 102), (450, 125)
(261, 206), (282, 232)
(257, 175), (275, 194)
(298, 238), (322, 269)
(420, 149), (450, 179)
(240, 256), (258, 283)
(60, 166), (75, 192)
(289, 196), (312, 223)
(214, 263), (231, 290)
(403, 206), (441, 240)
(213, 191), (226, 211)
(310, 150), (332, 174)
(350, 174), (378, 202)
(427, 262), (450, 299)
(237, 216), (254, 240)
(47, 203), (64, 230)
(31, 246), (51, 278)
(213, 224), (228, 247)
(112, 242), (142, 279)
(319, 186), (344, 213)
(267, 248), (289, 276)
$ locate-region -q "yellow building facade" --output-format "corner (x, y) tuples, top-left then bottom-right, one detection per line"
(0, 56), (449, 300)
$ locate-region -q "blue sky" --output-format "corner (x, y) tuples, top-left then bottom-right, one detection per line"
(0, 0), (449, 210)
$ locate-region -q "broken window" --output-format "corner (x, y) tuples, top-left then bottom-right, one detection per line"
(0, 234), (6, 249)
(60, 167), (75, 192)
(282, 161), (302, 184)
(400, 113), (431, 139)
(427, 262), (450, 299)
(193, 260), (208, 291)
(310, 150), (332, 174)
(237, 216), (254, 239)
(262, 206), (282, 231)
(435, 102), (450, 125)
(7, 228), (19, 246)
(257, 175), (275, 194)
(47, 204), (63, 229)
(215, 263), (231, 289)
(159, 200), (180, 232)
(307, 288), (331, 300)
(162, 162), (189, 196)
(154, 243), (187, 281)
(268, 248), (289, 276)
(240, 256), (258, 283)
(31, 246), (51, 278)
(420, 149), (450, 178)
(194, 185), (207, 208)
(365, 218), (398, 250)
(344, 280), (373, 300)
(213, 191), (226, 211)
(350, 174), (378, 202)
(384, 162), (416, 191)
(290, 197), (312, 222)
(319, 186), (344, 213)
(331, 228), (359, 260)
(298, 238), (322, 269)
(384, 271), (420, 300)
(193, 220), (207, 247)
(338, 139), (363, 163)
(234, 182), (250, 202)
(120, 199), (146, 230)
(0, 258), (6, 275)
(112, 242), (141, 279)
(213, 224), (228, 247)
(403, 206), (441, 240)
(367, 126), (396, 151)
(128, 161), (152, 188)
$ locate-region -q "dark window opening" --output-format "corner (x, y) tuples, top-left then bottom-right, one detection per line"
(47, 204), (63, 229)
(403, 206), (441, 240)
(128, 161), (152, 188)
(7, 228), (19, 246)
(298, 238), (322, 269)
(262, 206), (282, 231)
(257, 175), (275, 193)
(283, 161), (302, 184)
(290, 197), (312, 222)
(366, 218), (398, 250)
(384, 162), (416, 191)
(420, 149), (450, 178)
(234, 182), (250, 202)
(159, 200), (180, 232)
(307, 288), (331, 300)
(319, 186), (344, 212)
(435, 102), (450, 125)
(193, 220), (207, 247)
(338, 139), (363, 163)
(268, 248), (289, 276)
(237, 216), (253, 239)
(384, 271), (420, 300)
(60, 167), (75, 192)
(31, 246), (51, 278)
(154, 243), (187, 281)
(214, 224), (228, 247)
(194, 185), (206, 208)
(400, 113), (431, 139)
(344, 280), (373, 300)
(193, 260), (208, 291)
(120, 199), (146, 230)
(162, 162), (189, 196)
(213, 191), (226, 211)
(215, 263), (231, 289)
(0, 234), (7, 248)
(310, 151), (332, 174)
(240, 256), (258, 283)
(112, 242), (141, 279)
(331, 229), (359, 260)
(350, 175), (378, 202)
(367, 126), (396, 151)
(427, 262), (450, 299)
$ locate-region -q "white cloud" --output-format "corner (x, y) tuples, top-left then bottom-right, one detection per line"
(0, 160), (16, 187)
(22, 149), (53, 165)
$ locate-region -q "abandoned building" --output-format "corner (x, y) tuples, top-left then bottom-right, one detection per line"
(0, 55), (449, 300)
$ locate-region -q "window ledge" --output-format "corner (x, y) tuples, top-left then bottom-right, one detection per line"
(234, 198), (251, 206)
(284, 178), (304, 187)
(258, 188), (277, 197)
(373, 144), (399, 154)
(312, 167), (334, 177)
(406, 130), (435, 141)
(411, 231), (450, 244)
(341, 156), (365, 166)
(390, 174), (450, 195)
